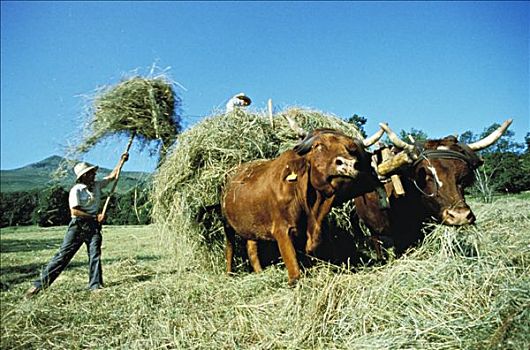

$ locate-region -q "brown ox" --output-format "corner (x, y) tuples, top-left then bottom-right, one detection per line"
(222, 129), (382, 284)
(354, 120), (512, 254)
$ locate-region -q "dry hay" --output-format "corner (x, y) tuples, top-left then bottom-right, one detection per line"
(151, 108), (364, 251)
(75, 74), (181, 161)
(2, 197), (528, 349)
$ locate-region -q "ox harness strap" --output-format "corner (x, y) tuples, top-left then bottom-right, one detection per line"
(409, 142), (483, 197)
(412, 149), (482, 169)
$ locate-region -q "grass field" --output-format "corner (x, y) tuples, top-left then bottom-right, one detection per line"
(1, 196), (529, 349)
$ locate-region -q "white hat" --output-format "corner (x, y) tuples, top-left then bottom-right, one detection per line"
(74, 162), (98, 180)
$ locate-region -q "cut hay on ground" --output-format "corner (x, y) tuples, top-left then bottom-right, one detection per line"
(151, 108), (364, 254)
(2, 197), (528, 349)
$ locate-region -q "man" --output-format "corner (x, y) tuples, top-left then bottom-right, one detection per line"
(25, 153), (128, 298)
(225, 92), (252, 113)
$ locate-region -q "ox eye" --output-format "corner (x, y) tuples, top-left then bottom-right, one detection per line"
(347, 148), (357, 156)
(460, 174), (473, 187)
(416, 167), (427, 188)
(314, 144), (324, 151)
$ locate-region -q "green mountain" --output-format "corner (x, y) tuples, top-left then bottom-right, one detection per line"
(1, 155), (151, 193)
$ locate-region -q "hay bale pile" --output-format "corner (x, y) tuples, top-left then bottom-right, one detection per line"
(151, 108), (364, 250)
(76, 76), (181, 160)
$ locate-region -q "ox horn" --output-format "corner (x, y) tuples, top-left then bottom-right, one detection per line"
(468, 119), (513, 151)
(379, 123), (415, 152)
(284, 115), (307, 139)
(362, 127), (385, 147)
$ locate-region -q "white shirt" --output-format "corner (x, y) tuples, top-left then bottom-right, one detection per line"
(226, 95), (248, 112)
(69, 179), (110, 217)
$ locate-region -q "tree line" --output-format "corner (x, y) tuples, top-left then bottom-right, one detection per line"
(0, 184), (152, 228)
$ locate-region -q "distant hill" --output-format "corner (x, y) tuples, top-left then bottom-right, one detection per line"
(1, 155), (151, 193)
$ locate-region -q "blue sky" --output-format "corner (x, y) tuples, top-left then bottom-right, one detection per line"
(1, 1), (528, 172)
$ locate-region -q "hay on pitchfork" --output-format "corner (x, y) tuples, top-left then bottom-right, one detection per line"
(151, 108), (366, 256)
(75, 75), (182, 161)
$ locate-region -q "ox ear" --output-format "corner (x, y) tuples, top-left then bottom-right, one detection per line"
(353, 138), (373, 171)
(282, 156), (307, 183)
(443, 135), (459, 144)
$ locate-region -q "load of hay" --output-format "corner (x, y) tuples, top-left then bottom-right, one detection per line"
(151, 108), (366, 259)
(75, 74), (182, 161)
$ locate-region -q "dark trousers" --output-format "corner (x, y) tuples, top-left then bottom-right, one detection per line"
(33, 218), (103, 290)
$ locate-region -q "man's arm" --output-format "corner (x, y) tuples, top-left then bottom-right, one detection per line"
(103, 152), (129, 183)
(71, 208), (96, 219)
(71, 208), (106, 223)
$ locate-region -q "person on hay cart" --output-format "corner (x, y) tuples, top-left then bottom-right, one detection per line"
(225, 92), (251, 113)
(25, 153), (129, 298)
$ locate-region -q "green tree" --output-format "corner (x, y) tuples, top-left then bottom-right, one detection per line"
(477, 123), (523, 154)
(463, 124), (529, 196)
(104, 185), (152, 225)
(0, 182), (153, 227)
(399, 128), (428, 143)
(347, 114), (367, 138)
(479, 123), (527, 193)
(459, 130), (476, 145)
(34, 185), (70, 227)
(0, 190), (39, 227)
(481, 152), (530, 193)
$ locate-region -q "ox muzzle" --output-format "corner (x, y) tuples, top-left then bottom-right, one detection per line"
(441, 206), (476, 226)
(305, 235), (321, 256)
(334, 156), (359, 178)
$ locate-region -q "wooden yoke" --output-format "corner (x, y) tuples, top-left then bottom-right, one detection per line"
(379, 148), (406, 197)
(377, 151), (413, 177)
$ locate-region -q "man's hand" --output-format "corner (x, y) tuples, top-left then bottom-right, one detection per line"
(96, 213), (106, 224)
(121, 152), (129, 163)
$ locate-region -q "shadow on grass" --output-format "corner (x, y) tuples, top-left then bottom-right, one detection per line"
(0, 255), (163, 291)
(0, 260), (90, 291)
(0, 238), (64, 254)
